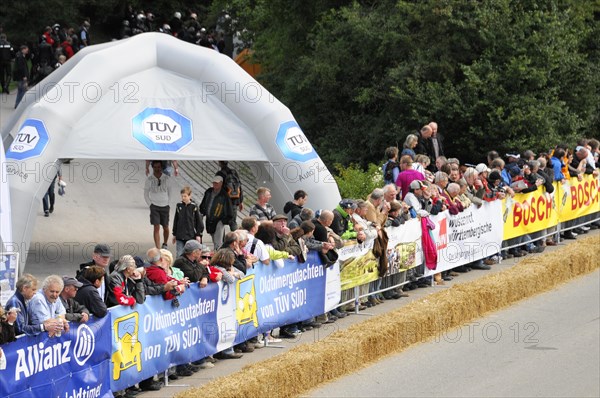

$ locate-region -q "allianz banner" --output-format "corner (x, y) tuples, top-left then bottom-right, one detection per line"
(0, 317), (112, 398)
(556, 175), (600, 222)
(426, 201), (504, 275)
(502, 188), (559, 240)
(110, 252), (339, 391)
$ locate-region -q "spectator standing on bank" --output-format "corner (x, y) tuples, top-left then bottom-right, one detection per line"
(249, 187), (276, 221)
(199, 175), (233, 249)
(144, 160), (174, 249)
(283, 190), (308, 221)
(216, 161), (244, 230)
(172, 186), (204, 257)
(14, 45), (29, 109)
(0, 34), (13, 94)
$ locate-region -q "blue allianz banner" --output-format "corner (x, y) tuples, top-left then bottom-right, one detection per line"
(0, 316), (112, 398)
(109, 283), (220, 391)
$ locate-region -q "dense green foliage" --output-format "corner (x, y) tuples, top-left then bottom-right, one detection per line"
(334, 163), (383, 200)
(2, 0), (598, 170)
(214, 0), (600, 167)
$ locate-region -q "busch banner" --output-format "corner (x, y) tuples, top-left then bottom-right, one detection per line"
(426, 201), (504, 275)
(0, 317), (113, 398)
(502, 187), (559, 240)
(557, 175), (600, 222)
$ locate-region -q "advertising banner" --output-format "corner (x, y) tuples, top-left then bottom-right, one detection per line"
(109, 283), (220, 391)
(247, 251), (340, 335)
(110, 253), (339, 391)
(1, 252), (19, 307)
(502, 188), (559, 240)
(426, 201), (504, 275)
(0, 317), (113, 398)
(384, 218), (423, 274)
(338, 240), (378, 291)
(556, 175), (600, 222)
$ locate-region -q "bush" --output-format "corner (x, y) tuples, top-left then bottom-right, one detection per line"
(334, 163), (383, 200)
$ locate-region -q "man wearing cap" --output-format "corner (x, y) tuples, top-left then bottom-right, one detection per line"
(200, 175), (233, 250)
(331, 199), (358, 240)
(60, 277), (89, 323)
(79, 243), (112, 302)
(404, 180), (428, 216)
(144, 160), (174, 250)
(272, 214), (302, 257)
(173, 240), (210, 288)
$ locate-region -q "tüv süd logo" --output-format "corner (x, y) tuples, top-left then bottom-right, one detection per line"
(132, 108), (193, 152)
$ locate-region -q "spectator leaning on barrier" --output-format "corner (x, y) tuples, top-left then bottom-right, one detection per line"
(0, 307), (17, 345)
(4, 274), (39, 336)
(106, 255), (145, 308)
(241, 216), (270, 266)
(27, 275), (69, 337)
(145, 248), (187, 301)
(173, 240), (210, 287)
(272, 214), (302, 258)
(331, 199), (358, 240)
(59, 276), (89, 323)
(288, 207), (314, 229)
(75, 265), (108, 318)
(79, 243), (112, 302)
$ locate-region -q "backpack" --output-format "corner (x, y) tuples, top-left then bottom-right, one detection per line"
(383, 160), (398, 184)
(224, 170), (241, 199)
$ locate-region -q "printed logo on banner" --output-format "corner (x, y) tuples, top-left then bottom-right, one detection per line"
(73, 324), (96, 366)
(111, 312), (142, 381)
(132, 107), (193, 152)
(236, 275), (258, 327)
(437, 218), (448, 250)
(6, 119), (50, 160)
(276, 121), (318, 162)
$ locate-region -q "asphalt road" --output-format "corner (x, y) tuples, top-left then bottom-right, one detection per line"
(306, 269), (600, 398)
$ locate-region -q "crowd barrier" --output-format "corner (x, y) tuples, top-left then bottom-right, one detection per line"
(0, 176), (597, 397)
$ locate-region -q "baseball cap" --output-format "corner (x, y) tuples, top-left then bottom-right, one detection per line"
(184, 240), (203, 253)
(93, 244), (111, 257)
(272, 214), (288, 222)
(62, 276), (83, 288)
(409, 180), (424, 190)
(212, 175), (223, 183)
(475, 163), (491, 174)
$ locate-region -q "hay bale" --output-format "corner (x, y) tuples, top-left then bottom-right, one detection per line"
(175, 235), (599, 398)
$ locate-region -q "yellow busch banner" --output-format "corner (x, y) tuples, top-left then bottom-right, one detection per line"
(557, 175), (600, 222)
(502, 187), (559, 240)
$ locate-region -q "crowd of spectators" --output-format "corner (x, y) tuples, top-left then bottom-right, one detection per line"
(2, 122), (599, 395)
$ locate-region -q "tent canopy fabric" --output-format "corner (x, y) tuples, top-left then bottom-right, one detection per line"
(0, 33), (341, 269)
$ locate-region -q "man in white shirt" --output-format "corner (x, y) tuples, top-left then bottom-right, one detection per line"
(144, 160), (174, 249)
(27, 275), (69, 337)
(241, 216), (270, 266)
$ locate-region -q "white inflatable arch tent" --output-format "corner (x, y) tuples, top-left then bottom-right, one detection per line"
(1, 32), (341, 269)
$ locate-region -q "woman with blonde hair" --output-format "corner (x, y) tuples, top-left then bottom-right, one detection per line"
(401, 134), (418, 159)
